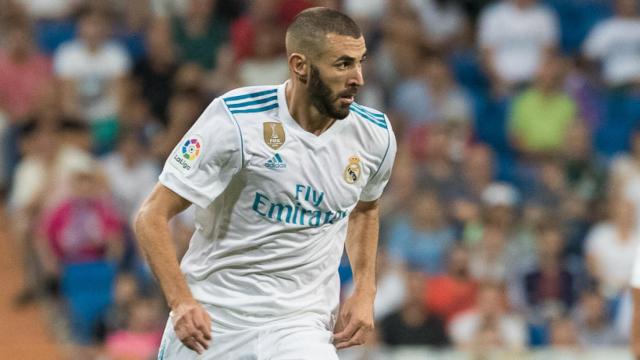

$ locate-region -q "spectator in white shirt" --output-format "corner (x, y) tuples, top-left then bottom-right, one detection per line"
(449, 283), (526, 351)
(53, 6), (131, 124)
(586, 198), (639, 300)
(583, 0), (640, 87)
(478, 0), (559, 96)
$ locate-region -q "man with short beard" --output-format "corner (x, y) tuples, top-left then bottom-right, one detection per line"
(134, 7), (396, 359)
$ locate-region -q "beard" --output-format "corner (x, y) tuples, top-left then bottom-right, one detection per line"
(308, 64), (352, 120)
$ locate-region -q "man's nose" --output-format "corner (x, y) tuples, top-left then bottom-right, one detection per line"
(349, 66), (364, 87)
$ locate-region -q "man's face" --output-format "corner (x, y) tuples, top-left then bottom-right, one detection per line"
(307, 34), (366, 119)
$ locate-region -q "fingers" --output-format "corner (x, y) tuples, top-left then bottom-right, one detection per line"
(195, 309), (212, 340)
(335, 327), (366, 349)
(333, 312), (374, 350)
(333, 320), (358, 343)
(173, 306), (213, 354)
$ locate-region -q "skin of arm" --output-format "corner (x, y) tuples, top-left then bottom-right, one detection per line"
(632, 288), (640, 358)
(134, 183), (212, 354)
(333, 199), (380, 349)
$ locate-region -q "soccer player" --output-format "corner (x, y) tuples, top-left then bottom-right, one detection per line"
(134, 7), (396, 359)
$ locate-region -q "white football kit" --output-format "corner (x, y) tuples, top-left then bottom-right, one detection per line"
(157, 82), (396, 359)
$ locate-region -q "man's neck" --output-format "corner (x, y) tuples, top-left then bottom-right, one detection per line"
(286, 81), (336, 136)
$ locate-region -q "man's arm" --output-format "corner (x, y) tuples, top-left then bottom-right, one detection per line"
(134, 183), (211, 354)
(632, 288), (640, 358)
(333, 199), (380, 349)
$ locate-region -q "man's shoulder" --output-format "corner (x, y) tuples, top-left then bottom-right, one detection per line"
(219, 85), (280, 116)
(349, 102), (390, 133)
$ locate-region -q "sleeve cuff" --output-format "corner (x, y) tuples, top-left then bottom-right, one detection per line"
(159, 171), (212, 209)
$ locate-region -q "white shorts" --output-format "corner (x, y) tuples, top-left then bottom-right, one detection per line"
(157, 318), (339, 360)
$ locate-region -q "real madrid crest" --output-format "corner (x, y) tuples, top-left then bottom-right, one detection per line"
(263, 122), (285, 150)
(344, 156), (361, 184)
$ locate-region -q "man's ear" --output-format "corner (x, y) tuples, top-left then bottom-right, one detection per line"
(289, 53), (308, 84)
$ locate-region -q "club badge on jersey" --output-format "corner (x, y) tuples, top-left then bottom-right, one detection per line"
(344, 156), (361, 184)
(263, 122), (285, 150)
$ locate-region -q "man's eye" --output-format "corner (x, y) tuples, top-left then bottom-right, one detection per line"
(336, 63), (348, 69)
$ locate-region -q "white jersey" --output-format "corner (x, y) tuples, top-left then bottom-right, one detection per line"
(159, 82), (396, 331)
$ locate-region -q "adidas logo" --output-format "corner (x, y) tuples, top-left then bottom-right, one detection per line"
(265, 153), (286, 169)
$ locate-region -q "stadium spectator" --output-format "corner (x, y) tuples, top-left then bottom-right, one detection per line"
(523, 224), (575, 315)
(583, 0), (640, 88)
(410, 123), (459, 195)
(424, 245), (478, 323)
(53, 6), (131, 153)
(467, 183), (524, 280)
(131, 20), (179, 124)
(169, 0), (229, 70)
(35, 162), (123, 269)
(574, 290), (625, 347)
(101, 131), (159, 224)
(548, 316), (579, 349)
(105, 298), (164, 360)
(379, 269), (450, 347)
(0, 19), (52, 122)
(562, 122), (606, 205)
(407, 0), (467, 53)
(230, 0), (285, 62)
(508, 56), (577, 158)
(386, 190), (456, 275)
(102, 272), (140, 334)
(610, 128), (640, 228)
(448, 144), (495, 235)
(449, 283), (527, 351)
(237, 23), (288, 86)
(391, 56), (473, 133)
(585, 198), (639, 300)
(478, 0), (559, 97)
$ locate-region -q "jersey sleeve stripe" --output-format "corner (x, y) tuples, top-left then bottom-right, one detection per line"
(225, 95), (278, 109)
(352, 103), (386, 120)
(229, 102), (279, 114)
(350, 106), (388, 129)
(223, 88), (278, 102)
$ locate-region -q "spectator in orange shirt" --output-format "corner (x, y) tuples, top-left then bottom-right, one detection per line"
(424, 245), (478, 323)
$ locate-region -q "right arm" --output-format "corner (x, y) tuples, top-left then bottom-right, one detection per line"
(135, 183), (211, 354)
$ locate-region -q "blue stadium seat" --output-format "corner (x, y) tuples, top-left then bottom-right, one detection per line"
(34, 20), (77, 54)
(594, 92), (640, 157)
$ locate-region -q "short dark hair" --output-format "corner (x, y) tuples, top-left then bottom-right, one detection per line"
(285, 7), (362, 58)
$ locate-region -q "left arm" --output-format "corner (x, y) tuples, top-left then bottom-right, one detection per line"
(333, 199), (380, 349)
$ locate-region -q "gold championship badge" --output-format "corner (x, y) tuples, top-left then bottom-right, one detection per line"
(263, 122), (285, 150)
(344, 156), (361, 184)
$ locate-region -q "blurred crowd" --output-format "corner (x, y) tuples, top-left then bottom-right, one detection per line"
(1, 0), (640, 358)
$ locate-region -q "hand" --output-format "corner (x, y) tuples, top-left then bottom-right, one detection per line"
(170, 299), (212, 354)
(333, 291), (375, 349)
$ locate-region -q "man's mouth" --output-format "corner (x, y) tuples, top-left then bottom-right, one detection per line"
(338, 92), (357, 105)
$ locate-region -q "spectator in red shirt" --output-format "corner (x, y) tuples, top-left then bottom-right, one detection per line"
(0, 19), (53, 122)
(425, 245), (478, 323)
(37, 162), (124, 277)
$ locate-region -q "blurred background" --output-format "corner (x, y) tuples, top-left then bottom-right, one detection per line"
(0, 0), (639, 358)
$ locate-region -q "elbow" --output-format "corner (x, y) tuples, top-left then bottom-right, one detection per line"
(133, 205), (151, 243)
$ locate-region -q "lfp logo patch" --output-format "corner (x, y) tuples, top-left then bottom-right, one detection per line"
(182, 138), (201, 160)
(172, 136), (203, 172)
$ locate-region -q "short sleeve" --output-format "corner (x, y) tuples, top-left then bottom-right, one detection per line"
(159, 98), (242, 208)
(583, 22), (609, 60)
(538, 7), (559, 46)
(360, 125), (397, 202)
(107, 43), (131, 77)
(53, 44), (77, 78)
(478, 6), (499, 49)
